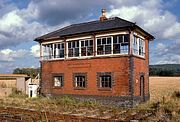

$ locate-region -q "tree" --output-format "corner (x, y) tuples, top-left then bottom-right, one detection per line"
(13, 68), (40, 78)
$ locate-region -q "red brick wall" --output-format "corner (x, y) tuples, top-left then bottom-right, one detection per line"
(133, 38), (149, 96)
(41, 39), (150, 97)
(41, 56), (130, 96)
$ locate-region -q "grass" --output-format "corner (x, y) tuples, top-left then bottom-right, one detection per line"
(0, 77), (180, 121)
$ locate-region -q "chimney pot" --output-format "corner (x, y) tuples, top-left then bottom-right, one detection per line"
(100, 9), (107, 21)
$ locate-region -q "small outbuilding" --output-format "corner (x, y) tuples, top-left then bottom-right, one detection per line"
(0, 74), (31, 95)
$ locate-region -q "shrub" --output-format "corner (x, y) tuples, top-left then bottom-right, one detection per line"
(171, 91), (180, 99)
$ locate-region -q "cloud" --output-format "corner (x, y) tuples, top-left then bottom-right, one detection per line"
(150, 40), (180, 64)
(0, 48), (28, 62)
(30, 44), (40, 57)
(0, 0), (17, 18)
(0, 62), (15, 73)
(22, 0), (108, 26)
(0, 9), (54, 49)
(107, 0), (180, 40)
(107, 0), (180, 64)
(0, 0), (108, 49)
(0, 0), (180, 68)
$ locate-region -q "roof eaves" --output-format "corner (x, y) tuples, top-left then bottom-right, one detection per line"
(134, 25), (155, 40)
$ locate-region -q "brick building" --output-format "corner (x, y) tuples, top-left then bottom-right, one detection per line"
(35, 10), (154, 107)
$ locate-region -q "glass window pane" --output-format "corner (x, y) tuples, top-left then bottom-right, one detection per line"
(60, 50), (64, 58)
(54, 76), (63, 87)
(75, 75), (86, 88)
(87, 47), (93, 56)
(74, 48), (79, 57)
(102, 38), (106, 44)
(62, 43), (64, 49)
(81, 41), (84, 47)
(81, 47), (86, 56)
(105, 45), (111, 54)
(89, 40), (93, 46)
(119, 35), (123, 43)
(100, 75), (112, 88)
(107, 37), (111, 44)
(68, 49), (73, 57)
(113, 44), (120, 54)
(72, 41), (75, 48)
(97, 39), (101, 45)
(97, 45), (103, 55)
(113, 36), (117, 44)
(85, 40), (88, 46)
(76, 41), (79, 47)
(124, 34), (129, 42)
(68, 42), (71, 48)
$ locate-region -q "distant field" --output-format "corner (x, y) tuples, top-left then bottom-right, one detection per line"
(149, 77), (180, 102)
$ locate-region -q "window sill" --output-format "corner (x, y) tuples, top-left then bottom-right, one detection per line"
(74, 87), (87, 90)
(98, 88), (112, 91)
(53, 86), (63, 89)
(133, 54), (146, 59)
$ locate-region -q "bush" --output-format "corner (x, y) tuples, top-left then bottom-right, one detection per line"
(171, 91), (180, 99)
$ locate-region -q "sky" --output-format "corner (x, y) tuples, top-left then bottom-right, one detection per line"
(0, 0), (180, 73)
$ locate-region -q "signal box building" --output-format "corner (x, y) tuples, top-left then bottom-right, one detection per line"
(35, 10), (154, 107)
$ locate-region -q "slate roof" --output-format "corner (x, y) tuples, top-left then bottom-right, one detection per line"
(35, 17), (154, 42)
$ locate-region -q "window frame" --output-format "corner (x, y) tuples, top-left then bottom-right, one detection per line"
(67, 40), (80, 58)
(73, 73), (87, 89)
(96, 34), (130, 56)
(97, 72), (114, 90)
(96, 36), (112, 55)
(80, 39), (94, 57)
(42, 42), (65, 60)
(132, 35), (145, 57)
(52, 73), (64, 88)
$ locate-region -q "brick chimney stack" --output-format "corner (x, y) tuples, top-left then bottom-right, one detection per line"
(100, 9), (107, 21)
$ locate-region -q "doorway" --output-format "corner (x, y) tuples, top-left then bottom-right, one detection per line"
(140, 75), (145, 101)
(30, 90), (33, 97)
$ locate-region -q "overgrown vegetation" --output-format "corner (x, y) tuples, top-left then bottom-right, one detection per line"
(0, 77), (179, 121)
(8, 88), (28, 98)
(0, 90), (179, 121)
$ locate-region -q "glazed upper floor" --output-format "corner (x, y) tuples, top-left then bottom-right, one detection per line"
(39, 30), (151, 61)
(35, 17), (154, 61)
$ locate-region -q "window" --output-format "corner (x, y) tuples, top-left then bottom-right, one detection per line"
(113, 36), (120, 54)
(43, 44), (53, 59)
(133, 36), (138, 55)
(100, 75), (112, 88)
(132, 35), (145, 57)
(42, 43), (64, 60)
(73, 73), (87, 88)
(97, 37), (112, 55)
(55, 43), (64, 58)
(113, 34), (129, 54)
(53, 74), (64, 87)
(81, 39), (93, 56)
(68, 40), (79, 57)
(97, 72), (113, 89)
(139, 38), (145, 56)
